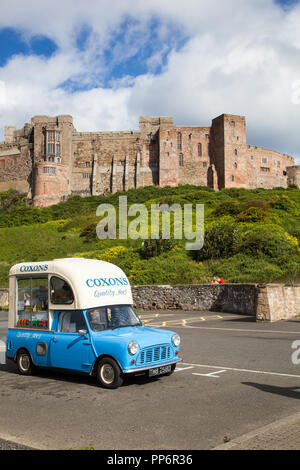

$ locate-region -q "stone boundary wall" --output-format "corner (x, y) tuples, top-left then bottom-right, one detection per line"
(0, 284), (299, 322)
(132, 284), (300, 322)
(0, 289), (8, 308)
(132, 284), (258, 316)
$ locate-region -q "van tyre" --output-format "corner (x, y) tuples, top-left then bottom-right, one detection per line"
(16, 349), (35, 376)
(97, 357), (123, 389)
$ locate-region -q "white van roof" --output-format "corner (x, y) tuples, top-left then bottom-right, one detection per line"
(9, 258), (133, 310)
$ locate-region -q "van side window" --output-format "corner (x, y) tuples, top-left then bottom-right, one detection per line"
(58, 311), (86, 333)
(50, 276), (74, 305)
(16, 277), (48, 329)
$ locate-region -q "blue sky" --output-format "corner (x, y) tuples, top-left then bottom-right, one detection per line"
(0, 0), (300, 163)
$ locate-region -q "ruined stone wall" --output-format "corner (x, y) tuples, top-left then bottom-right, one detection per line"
(0, 143), (32, 196)
(287, 165), (300, 188)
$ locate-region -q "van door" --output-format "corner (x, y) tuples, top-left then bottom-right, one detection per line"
(50, 311), (93, 372)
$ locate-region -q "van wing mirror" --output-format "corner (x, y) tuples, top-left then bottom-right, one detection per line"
(78, 329), (88, 337)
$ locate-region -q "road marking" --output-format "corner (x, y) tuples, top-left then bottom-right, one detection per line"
(145, 315), (225, 328)
(179, 325), (300, 335)
(174, 366), (195, 373)
(193, 369), (227, 378)
(181, 362), (300, 379)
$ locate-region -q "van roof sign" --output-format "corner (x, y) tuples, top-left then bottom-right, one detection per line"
(10, 258), (133, 310)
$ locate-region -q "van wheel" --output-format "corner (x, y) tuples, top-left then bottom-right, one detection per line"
(97, 358), (123, 389)
(16, 350), (34, 376)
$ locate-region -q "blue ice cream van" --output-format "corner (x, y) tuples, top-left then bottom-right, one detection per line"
(6, 258), (182, 388)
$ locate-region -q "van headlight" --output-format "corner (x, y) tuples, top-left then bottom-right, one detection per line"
(172, 334), (180, 347)
(128, 341), (139, 355)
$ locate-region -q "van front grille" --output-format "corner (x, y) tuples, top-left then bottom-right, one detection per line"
(138, 345), (172, 366)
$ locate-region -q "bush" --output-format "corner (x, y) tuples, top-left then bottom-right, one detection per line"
(237, 224), (299, 260)
(193, 222), (241, 261)
(139, 238), (175, 259)
(236, 206), (269, 223)
(270, 195), (295, 211)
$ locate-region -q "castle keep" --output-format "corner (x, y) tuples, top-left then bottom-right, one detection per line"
(0, 113), (298, 207)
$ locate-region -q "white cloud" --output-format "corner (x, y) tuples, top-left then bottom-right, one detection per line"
(0, 0), (299, 163)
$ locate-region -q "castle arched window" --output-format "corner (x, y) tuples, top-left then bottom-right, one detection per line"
(179, 154), (184, 167)
(198, 143), (202, 157)
(234, 149), (238, 156)
(177, 133), (182, 150)
(234, 162), (238, 168)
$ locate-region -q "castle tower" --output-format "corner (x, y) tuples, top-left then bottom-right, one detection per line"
(31, 115), (74, 207)
(210, 114), (247, 190)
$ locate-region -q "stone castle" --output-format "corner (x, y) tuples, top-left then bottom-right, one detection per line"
(0, 113), (299, 207)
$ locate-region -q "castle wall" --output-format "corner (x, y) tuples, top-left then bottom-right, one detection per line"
(0, 142), (32, 196)
(287, 165), (300, 188)
(0, 113), (297, 206)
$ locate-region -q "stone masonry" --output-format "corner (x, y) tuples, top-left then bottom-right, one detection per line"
(0, 113), (299, 207)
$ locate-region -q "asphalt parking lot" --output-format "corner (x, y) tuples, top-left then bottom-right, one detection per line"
(0, 310), (300, 450)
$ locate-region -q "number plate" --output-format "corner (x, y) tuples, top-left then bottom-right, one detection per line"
(149, 364), (172, 377)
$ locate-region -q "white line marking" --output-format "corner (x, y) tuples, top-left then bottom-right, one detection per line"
(174, 366), (195, 373)
(193, 370), (227, 378)
(179, 325), (300, 335)
(182, 362), (300, 379)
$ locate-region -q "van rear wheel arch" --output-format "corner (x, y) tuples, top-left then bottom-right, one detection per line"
(16, 348), (36, 375)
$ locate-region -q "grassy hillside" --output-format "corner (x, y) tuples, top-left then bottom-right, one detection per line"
(0, 185), (299, 287)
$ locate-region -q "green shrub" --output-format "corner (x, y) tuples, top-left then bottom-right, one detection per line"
(194, 222), (241, 261)
(237, 224), (299, 260)
(139, 238), (175, 259)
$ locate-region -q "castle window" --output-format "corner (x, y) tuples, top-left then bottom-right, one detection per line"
(205, 134), (209, 140)
(177, 133), (182, 151)
(283, 171), (287, 176)
(231, 121), (235, 127)
(85, 162), (90, 168)
(46, 130), (60, 157)
(234, 149), (238, 156)
(179, 154), (184, 167)
(250, 156), (254, 161)
(198, 143), (202, 157)
(261, 167), (270, 173)
(83, 172), (91, 179)
(231, 175), (235, 182)
(234, 162), (238, 168)
(48, 143), (55, 154)
(43, 167), (56, 175)
(262, 157), (268, 164)
(189, 133), (192, 140)
(202, 162), (207, 168)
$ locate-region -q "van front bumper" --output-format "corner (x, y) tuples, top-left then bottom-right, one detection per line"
(122, 358), (182, 374)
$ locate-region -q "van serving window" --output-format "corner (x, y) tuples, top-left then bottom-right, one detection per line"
(50, 276), (74, 305)
(16, 277), (48, 329)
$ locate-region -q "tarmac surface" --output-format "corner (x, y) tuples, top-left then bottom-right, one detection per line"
(0, 309), (300, 450)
